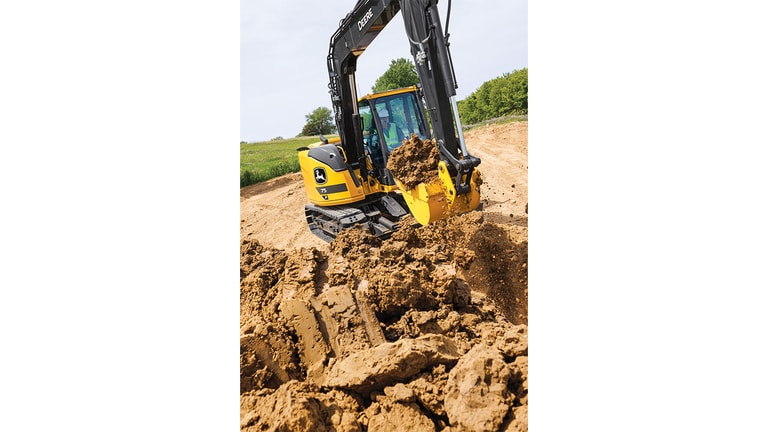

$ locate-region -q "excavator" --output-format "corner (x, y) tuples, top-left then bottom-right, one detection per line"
(297, 0), (482, 242)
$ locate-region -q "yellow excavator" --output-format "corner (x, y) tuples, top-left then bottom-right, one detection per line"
(297, 0), (481, 242)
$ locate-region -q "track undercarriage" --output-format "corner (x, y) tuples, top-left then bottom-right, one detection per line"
(305, 193), (412, 242)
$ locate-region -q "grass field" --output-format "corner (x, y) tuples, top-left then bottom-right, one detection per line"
(240, 135), (337, 187)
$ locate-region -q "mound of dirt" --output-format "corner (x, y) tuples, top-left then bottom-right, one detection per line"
(240, 211), (527, 431)
(240, 121), (528, 431)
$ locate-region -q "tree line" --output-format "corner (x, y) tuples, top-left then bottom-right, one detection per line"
(456, 68), (527, 124)
(299, 59), (528, 136)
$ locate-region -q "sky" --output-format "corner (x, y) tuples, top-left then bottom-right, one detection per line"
(240, 0), (527, 142)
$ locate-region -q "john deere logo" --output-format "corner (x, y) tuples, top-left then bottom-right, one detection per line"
(313, 167), (327, 184)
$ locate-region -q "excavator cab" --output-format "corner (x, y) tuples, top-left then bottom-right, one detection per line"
(359, 86), (428, 179)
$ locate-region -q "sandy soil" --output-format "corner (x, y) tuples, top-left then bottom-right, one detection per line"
(240, 121), (528, 431)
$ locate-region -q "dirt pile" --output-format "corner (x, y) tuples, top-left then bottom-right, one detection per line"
(240, 211), (527, 431)
(240, 121), (528, 431)
(386, 134), (441, 190)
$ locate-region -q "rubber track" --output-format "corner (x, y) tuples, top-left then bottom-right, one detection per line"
(305, 195), (409, 242)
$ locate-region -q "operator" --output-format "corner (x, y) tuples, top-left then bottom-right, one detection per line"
(378, 108), (406, 151)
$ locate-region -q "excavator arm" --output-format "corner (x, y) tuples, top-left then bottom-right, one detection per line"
(327, 0), (399, 181)
(327, 0), (480, 194)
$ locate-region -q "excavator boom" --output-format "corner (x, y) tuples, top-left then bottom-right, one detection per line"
(328, 0), (479, 182)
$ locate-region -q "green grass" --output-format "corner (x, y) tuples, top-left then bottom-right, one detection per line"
(463, 114), (528, 132)
(240, 135), (338, 188)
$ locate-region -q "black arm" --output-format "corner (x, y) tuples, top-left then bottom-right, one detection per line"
(327, 0), (479, 190)
(328, 0), (400, 175)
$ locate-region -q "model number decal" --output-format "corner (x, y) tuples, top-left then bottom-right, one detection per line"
(358, 8), (373, 31)
(316, 184), (348, 194)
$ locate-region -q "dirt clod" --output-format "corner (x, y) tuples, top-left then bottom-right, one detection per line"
(387, 134), (441, 190)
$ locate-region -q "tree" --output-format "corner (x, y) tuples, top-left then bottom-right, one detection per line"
(457, 68), (528, 124)
(300, 106), (336, 136)
(371, 58), (419, 93)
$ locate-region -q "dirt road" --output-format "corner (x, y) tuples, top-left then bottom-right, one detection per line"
(240, 121), (528, 431)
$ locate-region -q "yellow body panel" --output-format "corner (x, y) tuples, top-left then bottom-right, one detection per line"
(298, 150), (365, 206)
(298, 139), (401, 206)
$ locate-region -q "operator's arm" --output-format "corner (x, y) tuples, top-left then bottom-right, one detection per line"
(397, 125), (407, 142)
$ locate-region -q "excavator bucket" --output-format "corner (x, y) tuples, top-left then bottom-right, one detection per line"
(395, 160), (482, 226)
